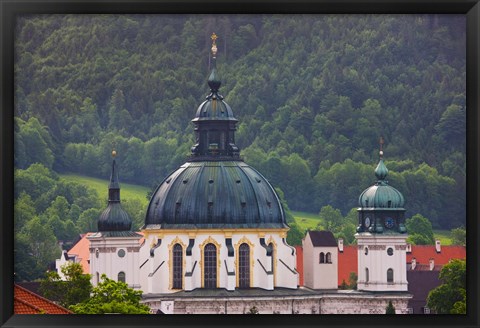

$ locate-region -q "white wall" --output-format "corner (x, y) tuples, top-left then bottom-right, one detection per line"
(356, 233), (408, 292)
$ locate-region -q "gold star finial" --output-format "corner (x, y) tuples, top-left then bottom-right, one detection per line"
(211, 33), (218, 57)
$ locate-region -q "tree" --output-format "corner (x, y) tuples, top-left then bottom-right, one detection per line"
(348, 272), (357, 290)
(405, 214), (435, 245)
(246, 306), (259, 314)
(21, 216), (61, 278)
(317, 205), (344, 234)
(427, 259), (466, 314)
(450, 226), (466, 246)
(39, 262), (92, 308)
(70, 275), (150, 314)
(385, 301), (396, 314)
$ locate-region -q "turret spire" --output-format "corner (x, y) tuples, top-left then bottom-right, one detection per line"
(375, 137), (388, 181)
(98, 149), (132, 232)
(109, 148), (120, 201)
(208, 33), (221, 94)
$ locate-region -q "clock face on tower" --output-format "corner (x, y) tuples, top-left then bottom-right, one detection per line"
(384, 217), (395, 229)
(364, 217), (371, 227)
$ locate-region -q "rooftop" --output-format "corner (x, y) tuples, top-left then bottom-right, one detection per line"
(14, 284), (72, 314)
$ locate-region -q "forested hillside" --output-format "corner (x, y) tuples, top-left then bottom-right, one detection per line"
(14, 14), (465, 231)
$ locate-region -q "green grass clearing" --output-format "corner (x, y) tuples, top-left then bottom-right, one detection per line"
(433, 230), (453, 245)
(60, 173), (150, 207)
(291, 210), (324, 231)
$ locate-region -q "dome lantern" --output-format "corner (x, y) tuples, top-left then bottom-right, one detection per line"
(190, 33), (240, 160)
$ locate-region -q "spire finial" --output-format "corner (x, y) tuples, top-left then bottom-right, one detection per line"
(211, 33), (218, 58)
(375, 137), (388, 181)
(379, 136), (384, 159)
(208, 33), (221, 93)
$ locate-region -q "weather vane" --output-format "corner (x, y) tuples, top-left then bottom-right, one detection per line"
(211, 33), (218, 58)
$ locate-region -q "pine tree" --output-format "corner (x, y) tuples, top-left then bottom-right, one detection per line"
(385, 301), (396, 314)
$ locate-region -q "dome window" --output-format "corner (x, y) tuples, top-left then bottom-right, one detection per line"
(255, 177), (261, 183)
(166, 178), (172, 184)
(236, 179), (241, 184)
(183, 179), (188, 184)
(209, 179), (214, 184)
(388, 200), (392, 208)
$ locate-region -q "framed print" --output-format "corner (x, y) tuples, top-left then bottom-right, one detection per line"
(1, 1), (479, 328)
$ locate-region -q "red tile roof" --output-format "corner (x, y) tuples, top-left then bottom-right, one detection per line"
(294, 246), (304, 286)
(406, 245), (466, 266)
(14, 284), (72, 314)
(67, 233), (94, 273)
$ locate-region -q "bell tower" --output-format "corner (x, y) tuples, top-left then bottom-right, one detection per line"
(355, 139), (408, 292)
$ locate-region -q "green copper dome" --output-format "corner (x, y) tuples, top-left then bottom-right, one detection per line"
(145, 161), (287, 229)
(358, 159), (405, 209)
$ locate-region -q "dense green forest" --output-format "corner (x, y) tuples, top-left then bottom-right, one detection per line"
(13, 14), (466, 280)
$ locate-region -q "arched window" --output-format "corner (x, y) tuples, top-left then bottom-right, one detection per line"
(365, 268), (369, 283)
(118, 271), (125, 283)
(238, 243), (250, 288)
(319, 252), (325, 263)
(387, 268), (394, 283)
(204, 243), (217, 288)
(326, 252), (332, 264)
(173, 243), (183, 289)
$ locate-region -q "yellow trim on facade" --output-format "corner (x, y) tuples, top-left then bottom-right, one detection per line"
(142, 228), (289, 237)
(199, 236), (222, 288)
(234, 236), (255, 288)
(168, 237), (187, 290)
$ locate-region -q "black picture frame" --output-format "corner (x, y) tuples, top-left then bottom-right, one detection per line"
(1, 1), (479, 328)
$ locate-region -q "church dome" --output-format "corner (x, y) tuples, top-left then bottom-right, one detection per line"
(358, 155), (405, 209)
(97, 153), (132, 232)
(145, 161), (287, 229)
(145, 34), (286, 230)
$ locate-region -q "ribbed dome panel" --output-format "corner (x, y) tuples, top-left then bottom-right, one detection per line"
(145, 161), (287, 229)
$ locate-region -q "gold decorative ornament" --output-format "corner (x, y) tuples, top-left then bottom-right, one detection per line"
(199, 236), (221, 288)
(211, 33), (218, 57)
(168, 237), (187, 290)
(234, 236), (255, 288)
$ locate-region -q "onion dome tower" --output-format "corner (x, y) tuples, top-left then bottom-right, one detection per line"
(355, 138), (408, 292)
(88, 150), (142, 288)
(140, 34), (297, 294)
(97, 150), (133, 233)
(356, 138), (407, 234)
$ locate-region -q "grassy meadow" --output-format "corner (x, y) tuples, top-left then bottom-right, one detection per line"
(60, 173), (150, 207)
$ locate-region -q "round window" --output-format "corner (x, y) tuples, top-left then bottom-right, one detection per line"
(387, 248), (394, 256)
(118, 249), (126, 258)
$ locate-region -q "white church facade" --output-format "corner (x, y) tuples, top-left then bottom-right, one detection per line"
(58, 34), (412, 314)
